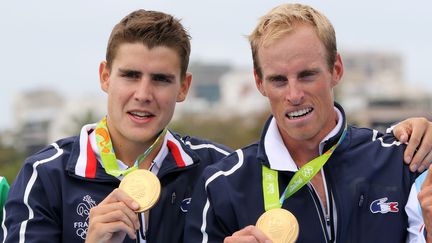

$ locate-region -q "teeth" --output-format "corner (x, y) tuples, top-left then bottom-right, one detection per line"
(287, 108), (312, 119)
(130, 111), (152, 117)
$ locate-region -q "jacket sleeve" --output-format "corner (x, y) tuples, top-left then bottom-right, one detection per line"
(184, 167), (230, 243)
(1, 156), (61, 243)
(406, 171), (427, 243)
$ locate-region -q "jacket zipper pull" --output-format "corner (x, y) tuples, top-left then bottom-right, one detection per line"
(325, 214), (331, 226)
(358, 194), (364, 207)
(171, 192), (176, 204)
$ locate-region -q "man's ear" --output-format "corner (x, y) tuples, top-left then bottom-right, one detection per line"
(177, 72), (192, 102)
(254, 69), (267, 97)
(99, 61), (110, 92)
(331, 53), (344, 88)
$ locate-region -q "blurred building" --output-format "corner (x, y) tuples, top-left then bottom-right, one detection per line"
(176, 64), (268, 120)
(218, 68), (267, 117)
(339, 50), (432, 131)
(188, 62), (231, 105)
(47, 94), (106, 142)
(11, 89), (106, 155)
(13, 89), (64, 154)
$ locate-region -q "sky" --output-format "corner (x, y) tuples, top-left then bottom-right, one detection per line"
(1, 0), (431, 130)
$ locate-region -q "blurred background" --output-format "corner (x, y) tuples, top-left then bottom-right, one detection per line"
(1, 0), (432, 183)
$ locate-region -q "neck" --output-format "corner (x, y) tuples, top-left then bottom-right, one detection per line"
(112, 135), (164, 169)
(283, 114), (338, 168)
(287, 141), (320, 168)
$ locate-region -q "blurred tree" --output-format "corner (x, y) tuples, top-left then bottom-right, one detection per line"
(0, 142), (26, 184)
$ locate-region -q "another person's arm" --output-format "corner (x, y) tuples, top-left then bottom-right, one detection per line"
(0, 176), (9, 203)
(392, 117), (432, 172)
(0, 176), (9, 220)
(417, 165), (432, 243)
(406, 165), (432, 243)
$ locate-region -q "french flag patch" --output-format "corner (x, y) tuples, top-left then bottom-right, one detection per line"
(370, 197), (399, 214)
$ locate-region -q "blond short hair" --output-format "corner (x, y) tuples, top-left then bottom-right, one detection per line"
(249, 3), (337, 78)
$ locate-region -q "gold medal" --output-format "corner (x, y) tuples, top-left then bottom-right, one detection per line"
(256, 208), (299, 243)
(119, 169), (161, 212)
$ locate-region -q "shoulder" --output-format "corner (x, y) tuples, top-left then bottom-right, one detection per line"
(172, 132), (233, 156)
(341, 126), (413, 177)
(22, 136), (78, 171)
(348, 125), (405, 150)
(201, 143), (260, 183)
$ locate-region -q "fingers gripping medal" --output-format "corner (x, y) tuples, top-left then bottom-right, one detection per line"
(119, 169), (161, 212)
(256, 208), (299, 243)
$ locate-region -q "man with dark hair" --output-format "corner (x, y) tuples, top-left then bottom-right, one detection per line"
(1, 10), (231, 243)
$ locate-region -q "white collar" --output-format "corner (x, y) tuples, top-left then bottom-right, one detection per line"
(264, 107), (343, 172)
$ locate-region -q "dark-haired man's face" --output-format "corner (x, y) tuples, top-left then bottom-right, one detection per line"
(99, 43), (191, 155)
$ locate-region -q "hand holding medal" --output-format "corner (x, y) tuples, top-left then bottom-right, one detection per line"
(86, 118), (166, 242)
(119, 169), (161, 212)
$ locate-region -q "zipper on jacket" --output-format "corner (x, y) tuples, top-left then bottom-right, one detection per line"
(355, 193), (365, 243)
(307, 184), (331, 243)
(136, 213), (146, 242)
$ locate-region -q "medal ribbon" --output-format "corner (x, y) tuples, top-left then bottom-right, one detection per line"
(262, 122), (347, 211)
(95, 117), (167, 177)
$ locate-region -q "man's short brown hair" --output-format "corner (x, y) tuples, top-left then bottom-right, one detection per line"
(106, 10), (191, 79)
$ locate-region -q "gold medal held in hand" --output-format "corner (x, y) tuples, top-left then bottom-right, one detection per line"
(119, 169), (161, 212)
(256, 208), (299, 243)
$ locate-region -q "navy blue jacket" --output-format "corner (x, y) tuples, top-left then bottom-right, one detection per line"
(1, 126), (232, 243)
(184, 105), (420, 243)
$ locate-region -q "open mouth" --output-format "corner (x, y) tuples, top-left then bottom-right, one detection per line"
(129, 111), (155, 119)
(286, 107), (313, 119)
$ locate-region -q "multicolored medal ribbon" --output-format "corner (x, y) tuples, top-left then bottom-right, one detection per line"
(95, 117), (167, 177)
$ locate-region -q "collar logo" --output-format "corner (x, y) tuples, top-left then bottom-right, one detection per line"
(74, 195), (97, 239)
(370, 197), (399, 214)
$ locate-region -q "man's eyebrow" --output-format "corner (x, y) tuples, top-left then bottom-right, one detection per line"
(265, 74), (287, 80)
(151, 73), (176, 80)
(299, 68), (321, 74)
(118, 68), (142, 74)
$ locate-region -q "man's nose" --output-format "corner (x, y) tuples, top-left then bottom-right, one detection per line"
(286, 81), (304, 105)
